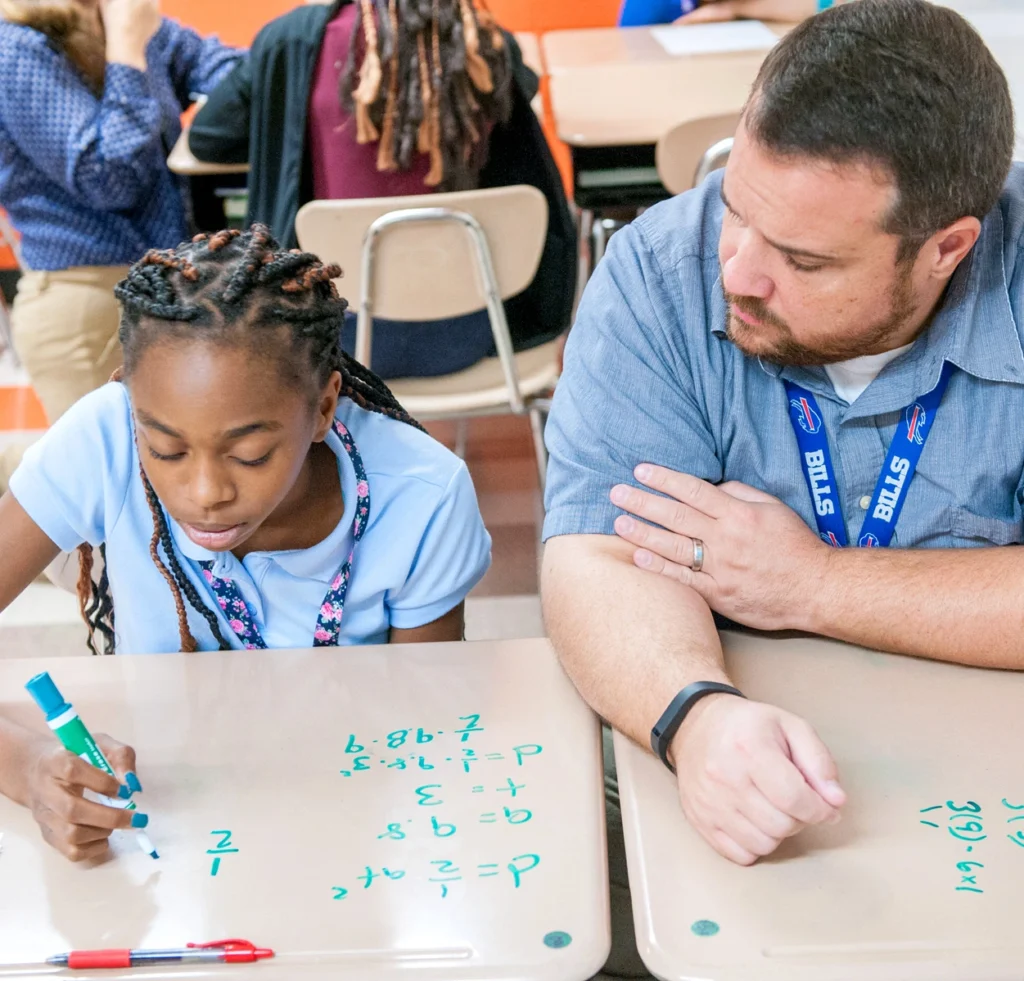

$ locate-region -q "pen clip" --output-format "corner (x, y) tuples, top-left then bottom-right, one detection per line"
(186, 939), (274, 962)
(187, 939), (255, 952)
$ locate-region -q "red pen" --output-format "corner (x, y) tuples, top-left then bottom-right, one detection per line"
(46, 938), (275, 969)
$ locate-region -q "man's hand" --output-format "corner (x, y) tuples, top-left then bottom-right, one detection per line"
(611, 464), (831, 631)
(672, 694), (845, 864)
(676, 0), (817, 24)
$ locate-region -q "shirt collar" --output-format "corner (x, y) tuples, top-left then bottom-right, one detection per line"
(711, 203), (1024, 414)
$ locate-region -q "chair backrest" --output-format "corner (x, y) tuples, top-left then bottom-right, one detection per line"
(655, 112), (742, 196)
(294, 185), (548, 321)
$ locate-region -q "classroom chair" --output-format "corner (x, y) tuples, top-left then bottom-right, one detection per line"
(0, 210), (24, 367)
(655, 111), (741, 195)
(294, 186), (561, 490)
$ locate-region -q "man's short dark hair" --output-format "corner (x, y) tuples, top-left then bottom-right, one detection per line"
(746, 0), (1014, 261)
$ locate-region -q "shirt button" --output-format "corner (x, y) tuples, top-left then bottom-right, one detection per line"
(859, 495), (872, 510)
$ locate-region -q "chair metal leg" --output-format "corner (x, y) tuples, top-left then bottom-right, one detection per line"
(454, 418), (469, 460)
(528, 404), (549, 495)
(591, 218), (626, 267)
(576, 208), (594, 317)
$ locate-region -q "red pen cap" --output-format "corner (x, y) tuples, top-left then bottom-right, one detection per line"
(187, 939), (275, 963)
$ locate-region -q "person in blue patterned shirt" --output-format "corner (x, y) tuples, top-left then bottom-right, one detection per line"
(0, 0), (240, 491)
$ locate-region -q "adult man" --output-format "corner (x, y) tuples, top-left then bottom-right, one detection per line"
(544, 0), (1020, 888)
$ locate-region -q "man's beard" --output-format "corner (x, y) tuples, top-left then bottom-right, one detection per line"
(723, 262), (918, 366)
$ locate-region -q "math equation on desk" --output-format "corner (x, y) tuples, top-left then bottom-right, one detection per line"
(332, 714), (547, 903)
(918, 797), (1024, 895)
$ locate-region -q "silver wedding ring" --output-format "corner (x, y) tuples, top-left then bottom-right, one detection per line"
(691, 539), (705, 573)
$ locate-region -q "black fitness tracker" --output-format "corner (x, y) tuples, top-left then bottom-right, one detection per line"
(650, 682), (746, 773)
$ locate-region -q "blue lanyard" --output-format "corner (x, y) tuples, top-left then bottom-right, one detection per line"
(783, 362), (953, 548)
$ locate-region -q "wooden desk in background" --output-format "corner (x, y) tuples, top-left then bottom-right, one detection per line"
(168, 127), (249, 179)
(515, 31), (545, 78)
(615, 630), (1024, 981)
(543, 25), (784, 208)
(0, 640), (609, 980)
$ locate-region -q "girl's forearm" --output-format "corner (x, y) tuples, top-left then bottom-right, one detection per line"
(0, 714), (46, 808)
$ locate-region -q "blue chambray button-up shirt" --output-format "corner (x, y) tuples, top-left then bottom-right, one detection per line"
(544, 165), (1024, 549)
(0, 18), (241, 271)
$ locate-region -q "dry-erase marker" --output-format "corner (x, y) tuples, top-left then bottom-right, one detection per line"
(46, 939), (275, 969)
(25, 671), (158, 860)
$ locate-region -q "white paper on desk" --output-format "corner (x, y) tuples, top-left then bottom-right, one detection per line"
(651, 20), (778, 57)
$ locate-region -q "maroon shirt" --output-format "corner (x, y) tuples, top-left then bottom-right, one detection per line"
(308, 5), (433, 199)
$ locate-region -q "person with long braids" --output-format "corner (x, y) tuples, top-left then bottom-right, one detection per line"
(0, 224), (491, 862)
(187, 0), (575, 380)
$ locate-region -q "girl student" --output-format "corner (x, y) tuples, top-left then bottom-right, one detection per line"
(0, 224), (492, 861)
(187, 0), (575, 380)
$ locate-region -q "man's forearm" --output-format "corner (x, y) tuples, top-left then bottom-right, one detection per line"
(541, 534), (730, 748)
(802, 546), (1024, 668)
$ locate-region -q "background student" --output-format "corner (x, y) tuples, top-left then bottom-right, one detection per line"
(0, 0), (241, 492)
(188, 0), (575, 380)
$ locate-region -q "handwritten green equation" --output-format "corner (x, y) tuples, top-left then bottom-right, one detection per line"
(207, 829), (239, 877)
(332, 855), (541, 900)
(919, 797), (1024, 894)
(338, 714), (541, 778)
(333, 712), (549, 902)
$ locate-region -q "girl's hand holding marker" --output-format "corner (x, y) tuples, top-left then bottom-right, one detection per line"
(25, 672), (155, 862)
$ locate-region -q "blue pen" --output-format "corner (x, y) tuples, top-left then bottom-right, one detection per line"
(26, 672), (158, 859)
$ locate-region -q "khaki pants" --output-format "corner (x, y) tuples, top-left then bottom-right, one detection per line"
(0, 266), (128, 492)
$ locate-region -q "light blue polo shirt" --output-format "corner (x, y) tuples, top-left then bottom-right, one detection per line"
(11, 384), (491, 653)
(544, 165), (1024, 548)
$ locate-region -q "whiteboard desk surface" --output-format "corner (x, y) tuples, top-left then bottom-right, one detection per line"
(0, 640), (609, 981)
(614, 630), (1024, 981)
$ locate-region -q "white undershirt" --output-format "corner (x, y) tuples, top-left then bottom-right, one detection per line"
(823, 342), (914, 404)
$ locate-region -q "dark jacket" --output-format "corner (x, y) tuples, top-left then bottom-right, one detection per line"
(189, 0), (577, 348)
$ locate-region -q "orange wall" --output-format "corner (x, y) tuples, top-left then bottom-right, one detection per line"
(164, 0), (299, 47)
(163, 0), (621, 46)
(489, 0), (621, 33)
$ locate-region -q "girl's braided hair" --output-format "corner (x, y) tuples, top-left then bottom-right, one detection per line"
(340, 0), (513, 190)
(78, 224), (422, 655)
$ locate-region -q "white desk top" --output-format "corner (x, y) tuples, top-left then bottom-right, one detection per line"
(543, 25), (785, 147)
(0, 640), (609, 980)
(615, 630), (1024, 981)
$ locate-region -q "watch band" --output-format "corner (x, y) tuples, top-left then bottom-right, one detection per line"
(650, 682), (745, 773)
